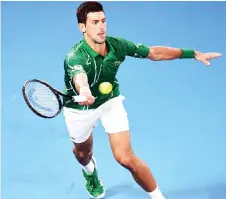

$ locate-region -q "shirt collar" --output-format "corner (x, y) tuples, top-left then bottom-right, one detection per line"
(82, 36), (115, 58)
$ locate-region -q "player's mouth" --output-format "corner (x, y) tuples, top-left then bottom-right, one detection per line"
(98, 32), (105, 37)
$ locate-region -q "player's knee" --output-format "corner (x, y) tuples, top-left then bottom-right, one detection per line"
(114, 152), (134, 170)
(73, 147), (92, 162)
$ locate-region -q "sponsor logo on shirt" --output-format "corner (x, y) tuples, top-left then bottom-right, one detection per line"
(114, 61), (121, 67)
(72, 65), (83, 71)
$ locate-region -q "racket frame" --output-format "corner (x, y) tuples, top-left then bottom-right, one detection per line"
(22, 79), (72, 118)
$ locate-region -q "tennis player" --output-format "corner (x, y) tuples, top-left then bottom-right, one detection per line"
(63, 1), (222, 199)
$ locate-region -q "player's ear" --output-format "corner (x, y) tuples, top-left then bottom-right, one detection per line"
(78, 23), (86, 33)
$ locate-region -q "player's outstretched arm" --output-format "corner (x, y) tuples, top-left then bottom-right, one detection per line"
(73, 73), (95, 106)
(148, 46), (222, 66)
(64, 53), (95, 106)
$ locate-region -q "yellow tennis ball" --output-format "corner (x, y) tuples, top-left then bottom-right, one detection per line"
(99, 82), (113, 94)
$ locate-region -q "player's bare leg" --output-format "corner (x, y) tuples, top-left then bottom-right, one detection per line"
(109, 131), (166, 199)
(73, 134), (93, 166)
(73, 134), (105, 198)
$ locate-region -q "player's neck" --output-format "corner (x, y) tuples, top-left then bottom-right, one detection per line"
(85, 37), (107, 56)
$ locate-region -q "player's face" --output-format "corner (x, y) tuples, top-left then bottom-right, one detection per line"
(84, 11), (107, 44)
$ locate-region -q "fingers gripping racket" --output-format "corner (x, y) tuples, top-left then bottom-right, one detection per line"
(22, 79), (85, 118)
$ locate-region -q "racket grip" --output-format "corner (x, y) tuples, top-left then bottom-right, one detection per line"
(72, 95), (86, 102)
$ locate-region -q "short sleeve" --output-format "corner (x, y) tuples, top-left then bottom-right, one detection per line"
(64, 53), (86, 80)
(116, 38), (150, 58)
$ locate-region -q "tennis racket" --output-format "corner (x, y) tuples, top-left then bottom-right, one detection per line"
(22, 79), (86, 118)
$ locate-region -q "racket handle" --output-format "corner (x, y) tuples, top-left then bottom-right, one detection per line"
(72, 95), (87, 102)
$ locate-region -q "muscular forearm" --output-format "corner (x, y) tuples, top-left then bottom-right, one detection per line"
(73, 73), (90, 93)
(148, 46), (194, 61)
(73, 72), (95, 105)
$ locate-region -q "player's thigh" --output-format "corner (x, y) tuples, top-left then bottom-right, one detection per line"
(63, 107), (99, 144)
(100, 96), (129, 134)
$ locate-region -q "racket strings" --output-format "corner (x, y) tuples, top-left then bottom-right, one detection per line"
(25, 82), (60, 117)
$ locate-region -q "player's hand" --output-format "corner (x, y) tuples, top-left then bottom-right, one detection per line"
(78, 86), (95, 106)
(195, 51), (222, 66)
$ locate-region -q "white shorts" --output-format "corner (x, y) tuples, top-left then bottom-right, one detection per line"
(63, 95), (129, 143)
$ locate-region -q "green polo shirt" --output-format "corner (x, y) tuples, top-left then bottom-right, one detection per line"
(63, 36), (149, 110)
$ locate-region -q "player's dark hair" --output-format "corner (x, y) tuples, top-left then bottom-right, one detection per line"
(77, 1), (104, 24)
